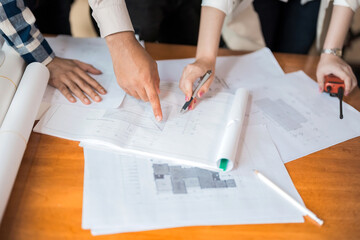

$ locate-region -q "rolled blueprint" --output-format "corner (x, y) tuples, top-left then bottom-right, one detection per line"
(0, 44), (26, 125)
(0, 63), (49, 222)
(216, 88), (249, 171)
(0, 49), (4, 66)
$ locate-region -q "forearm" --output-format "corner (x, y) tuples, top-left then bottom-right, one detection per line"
(105, 31), (136, 50)
(323, 5), (354, 49)
(104, 30), (162, 120)
(195, 6), (226, 61)
(105, 31), (140, 69)
(317, 5), (358, 95)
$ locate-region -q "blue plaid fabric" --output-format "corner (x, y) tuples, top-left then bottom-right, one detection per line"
(0, 0), (54, 64)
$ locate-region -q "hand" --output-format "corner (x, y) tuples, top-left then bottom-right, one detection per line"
(47, 57), (106, 104)
(316, 54), (357, 96)
(106, 32), (162, 121)
(179, 58), (215, 110)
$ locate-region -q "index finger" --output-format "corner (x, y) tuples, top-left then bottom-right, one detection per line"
(197, 75), (214, 98)
(349, 71), (357, 93)
(332, 69), (351, 96)
(344, 67), (357, 95)
(145, 84), (163, 121)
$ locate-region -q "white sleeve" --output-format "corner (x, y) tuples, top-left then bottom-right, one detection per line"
(334, 0), (359, 11)
(201, 0), (240, 15)
(88, 0), (134, 38)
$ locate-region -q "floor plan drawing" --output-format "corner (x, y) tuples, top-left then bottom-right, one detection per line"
(152, 163), (237, 194)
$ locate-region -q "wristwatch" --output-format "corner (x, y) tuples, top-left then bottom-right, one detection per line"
(321, 48), (342, 57)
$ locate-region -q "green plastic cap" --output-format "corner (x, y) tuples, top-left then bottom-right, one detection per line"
(219, 158), (229, 171)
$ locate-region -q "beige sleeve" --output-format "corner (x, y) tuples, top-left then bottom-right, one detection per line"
(88, 0), (134, 38)
(201, 0), (240, 15)
(334, 0), (359, 11)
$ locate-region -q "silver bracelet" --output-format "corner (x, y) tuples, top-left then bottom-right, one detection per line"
(321, 48), (342, 57)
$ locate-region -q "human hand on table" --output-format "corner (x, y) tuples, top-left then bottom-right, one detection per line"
(179, 58), (215, 110)
(106, 32), (162, 121)
(316, 54), (357, 96)
(46, 57), (107, 104)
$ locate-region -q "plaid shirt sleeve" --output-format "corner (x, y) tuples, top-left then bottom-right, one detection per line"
(0, 0), (54, 65)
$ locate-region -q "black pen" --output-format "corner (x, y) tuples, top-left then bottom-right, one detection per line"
(180, 70), (212, 113)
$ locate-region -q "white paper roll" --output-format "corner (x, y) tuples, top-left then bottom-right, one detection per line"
(0, 50), (5, 66)
(0, 62), (49, 222)
(216, 88), (249, 171)
(0, 44), (26, 125)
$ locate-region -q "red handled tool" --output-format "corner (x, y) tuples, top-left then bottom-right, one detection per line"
(324, 75), (345, 119)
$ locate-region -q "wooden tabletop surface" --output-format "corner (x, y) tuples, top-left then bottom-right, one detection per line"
(0, 43), (359, 240)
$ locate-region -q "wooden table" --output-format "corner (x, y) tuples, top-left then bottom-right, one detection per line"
(1, 43), (359, 240)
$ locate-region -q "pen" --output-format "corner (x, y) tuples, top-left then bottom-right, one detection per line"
(254, 170), (324, 226)
(180, 70), (212, 113)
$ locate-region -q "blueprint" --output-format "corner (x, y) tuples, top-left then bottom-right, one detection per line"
(81, 125), (305, 235)
(152, 163), (237, 194)
(246, 71), (360, 162)
(35, 83), (248, 170)
(36, 47), (360, 166)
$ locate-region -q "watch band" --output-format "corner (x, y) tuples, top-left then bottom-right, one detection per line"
(321, 48), (343, 57)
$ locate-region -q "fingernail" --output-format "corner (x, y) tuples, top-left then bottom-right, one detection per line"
(100, 88), (106, 94)
(185, 96), (189, 101)
(319, 87), (322, 93)
(84, 98), (90, 104)
(198, 91), (204, 98)
(156, 116), (162, 122)
(188, 105), (193, 110)
(70, 97), (76, 102)
(194, 99), (197, 104)
(95, 96), (101, 102)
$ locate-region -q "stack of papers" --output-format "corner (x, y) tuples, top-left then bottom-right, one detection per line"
(82, 125), (304, 235)
(33, 38), (360, 235)
(34, 47), (287, 171)
(35, 85), (249, 171)
(247, 71), (360, 162)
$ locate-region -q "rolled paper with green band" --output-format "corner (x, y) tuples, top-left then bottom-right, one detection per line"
(216, 88), (249, 171)
(219, 158), (229, 171)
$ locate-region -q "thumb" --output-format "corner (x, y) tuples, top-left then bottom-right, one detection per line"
(180, 74), (197, 100)
(316, 71), (325, 93)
